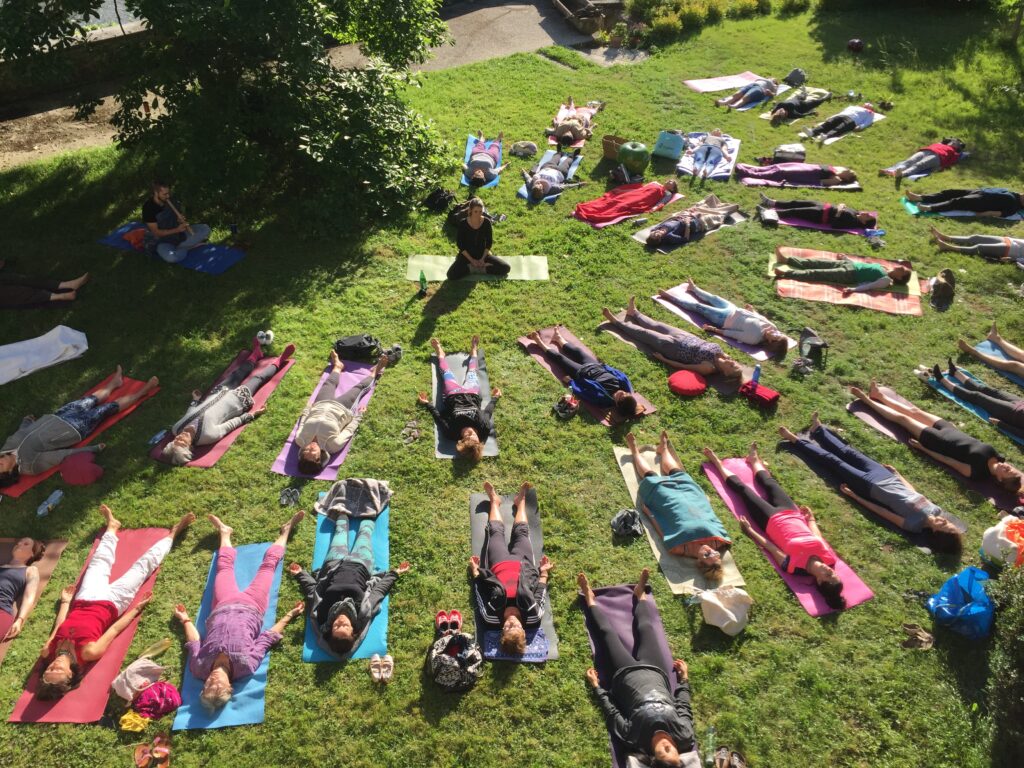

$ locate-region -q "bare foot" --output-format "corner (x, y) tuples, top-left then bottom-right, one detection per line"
(702, 446), (720, 466)
(141, 376), (159, 394)
(110, 365), (124, 389)
(745, 442), (761, 468)
(778, 425), (798, 442)
(656, 430), (670, 456)
(470, 334), (480, 351)
(601, 307), (617, 324)
(514, 482), (532, 507)
(52, 290), (76, 302)
(430, 338), (442, 355)
(483, 480), (498, 501)
(656, 289), (673, 301)
(207, 514), (233, 536)
(625, 432), (638, 450)
(868, 380), (883, 401)
(633, 568), (650, 601)
(281, 510), (305, 535)
(987, 322), (1001, 343)
(372, 356), (387, 377)
(527, 331), (547, 351)
(810, 411), (822, 432)
(928, 225), (943, 242)
(100, 504), (122, 531)
(686, 277), (696, 290)
(905, 190), (922, 202)
(170, 513), (196, 538)
(957, 338), (975, 355)
(328, 349), (343, 372)
(551, 328), (566, 348)
(849, 386), (869, 402)
(577, 572), (596, 606)
(626, 296), (638, 317)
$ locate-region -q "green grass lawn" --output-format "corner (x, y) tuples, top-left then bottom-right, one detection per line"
(1, 6), (1022, 768)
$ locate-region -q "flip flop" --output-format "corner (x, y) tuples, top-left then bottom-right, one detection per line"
(380, 654), (394, 683)
(715, 746), (731, 768)
(369, 653), (383, 682)
(730, 751), (747, 768)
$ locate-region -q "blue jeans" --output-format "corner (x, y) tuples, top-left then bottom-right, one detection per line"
(791, 424), (890, 499)
(157, 224), (212, 263)
(54, 395), (119, 436)
(663, 284), (734, 327)
(693, 145), (724, 176)
(326, 515), (376, 570)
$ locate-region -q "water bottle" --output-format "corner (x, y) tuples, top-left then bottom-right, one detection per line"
(418, 270), (428, 298)
(752, 364), (762, 384)
(705, 725), (717, 765)
(37, 489), (64, 517)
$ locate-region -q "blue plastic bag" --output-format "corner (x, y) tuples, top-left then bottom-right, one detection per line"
(926, 566), (994, 640)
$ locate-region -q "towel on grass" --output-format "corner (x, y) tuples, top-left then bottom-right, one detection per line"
(676, 133), (740, 180)
(818, 111), (886, 144)
(973, 339), (1024, 389)
(517, 150), (584, 203)
(406, 254), (549, 281)
(922, 368), (1024, 446)
(0, 539), (68, 669)
(574, 183), (683, 229)
(683, 71), (770, 93)
(430, 351), (499, 459)
(0, 326), (87, 386)
(546, 103), (601, 147)
(460, 135), (503, 188)
(98, 222), (244, 275)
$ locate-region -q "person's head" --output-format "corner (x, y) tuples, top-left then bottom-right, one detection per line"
(152, 179), (171, 203)
(887, 265), (912, 284)
(836, 169), (858, 184)
(0, 452), (20, 488)
(9, 537), (45, 566)
(694, 545), (723, 580)
(855, 211), (877, 228)
(650, 732), (681, 766)
(466, 197), (485, 225)
(762, 329), (789, 361)
(991, 462), (1023, 493)
(709, 128), (723, 138)
(646, 227), (667, 246)
(37, 651), (81, 700)
(558, 133), (573, 147)
(162, 431), (194, 467)
(326, 612), (356, 656)
(942, 137), (966, 152)
(612, 390), (642, 419)
(663, 179), (678, 194)
(716, 354), (744, 380)
(297, 442), (324, 476)
(457, 427), (485, 462)
(807, 559), (845, 609)
(469, 169), (486, 187)
(923, 516), (963, 556)
(500, 614), (527, 656)
(530, 180), (548, 201)
(770, 109), (786, 126)
(200, 666), (233, 711)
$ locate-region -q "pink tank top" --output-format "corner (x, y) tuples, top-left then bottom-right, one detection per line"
(766, 509), (837, 573)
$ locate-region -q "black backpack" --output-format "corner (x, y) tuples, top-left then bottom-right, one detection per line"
(783, 68), (807, 87)
(421, 188), (456, 212)
(333, 334), (382, 362)
(792, 327), (828, 375)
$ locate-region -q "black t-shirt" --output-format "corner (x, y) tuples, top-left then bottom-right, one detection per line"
(316, 560), (370, 625)
(456, 219), (493, 261)
(921, 420), (1002, 479)
(142, 198), (167, 224)
(577, 362), (627, 398)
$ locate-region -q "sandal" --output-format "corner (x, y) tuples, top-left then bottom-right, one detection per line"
(715, 746), (731, 768)
(380, 654), (394, 683)
(369, 653), (383, 682)
(730, 750), (747, 768)
(279, 488), (300, 507)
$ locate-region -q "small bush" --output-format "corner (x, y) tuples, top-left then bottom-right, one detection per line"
(728, 0), (763, 19)
(678, 2), (707, 28)
(625, 0), (669, 20)
(650, 9), (684, 42)
(703, 0), (727, 24)
(777, 0), (811, 12)
(989, 565), (1024, 764)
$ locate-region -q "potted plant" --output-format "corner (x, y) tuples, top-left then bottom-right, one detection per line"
(609, 22), (627, 48)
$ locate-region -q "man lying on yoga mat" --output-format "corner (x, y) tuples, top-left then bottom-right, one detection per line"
(1, 538), (45, 641)
(162, 340), (295, 466)
(579, 569), (695, 766)
(735, 162), (857, 188)
(918, 359), (1024, 441)
(773, 250), (910, 296)
(522, 149), (584, 200)
(625, 432), (732, 578)
(759, 194), (877, 230)
(418, 336), (499, 462)
(930, 226), (1024, 266)
(779, 413), (964, 555)
(684, 130), (732, 180)
(881, 138), (965, 182)
(850, 381), (1024, 495)
(768, 89), (832, 126)
(295, 350), (388, 475)
(0, 261), (90, 309)
(906, 187), (1024, 218)
(463, 131), (507, 188)
(175, 512), (304, 711)
(658, 279), (789, 359)
(470, 482), (552, 657)
(36, 505), (194, 700)
(704, 445), (847, 610)
(600, 298), (744, 382)
(798, 104), (876, 143)
(957, 323), (1024, 380)
(450, 198), (511, 280)
(0, 365), (158, 487)
(527, 327), (645, 419)
(714, 78), (778, 110)
(143, 179), (212, 264)
(546, 97), (596, 147)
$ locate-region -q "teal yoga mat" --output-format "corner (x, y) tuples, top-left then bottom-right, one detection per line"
(975, 339), (1024, 390)
(924, 368), (1024, 446)
(516, 150), (584, 204)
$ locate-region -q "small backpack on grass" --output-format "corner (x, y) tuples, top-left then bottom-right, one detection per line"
(333, 334), (382, 362)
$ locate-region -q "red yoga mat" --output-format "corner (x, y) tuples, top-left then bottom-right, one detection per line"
(9, 527), (169, 723)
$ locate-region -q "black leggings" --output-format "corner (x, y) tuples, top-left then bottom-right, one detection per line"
(951, 378), (1024, 432)
(447, 254), (511, 280)
(772, 200), (860, 229)
(315, 371), (374, 411)
(221, 359), (279, 396)
(482, 520), (534, 568)
(0, 272), (63, 309)
(919, 189), (1015, 213)
(808, 114), (855, 140)
(724, 469), (796, 531)
(588, 598), (667, 677)
(543, 341), (599, 378)
(776, 92), (831, 118)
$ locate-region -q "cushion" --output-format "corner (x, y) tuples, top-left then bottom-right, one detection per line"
(667, 370), (707, 396)
(60, 451), (104, 485)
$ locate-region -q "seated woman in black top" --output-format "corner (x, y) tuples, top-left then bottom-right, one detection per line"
(449, 198), (511, 280)
(757, 195), (877, 229)
(851, 381), (1023, 494)
(906, 188), (1024, 217)
(580, 569), (694, 767)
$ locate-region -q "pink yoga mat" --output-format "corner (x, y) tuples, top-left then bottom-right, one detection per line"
(150, 350), (294, 468)
(9, 527), (169, 723)
(684, 71), (764, 93)
(702, 458), (873, 616)
(271, 360), (376, 480)
(777, 213), (877, 237)
(517, 327), (655, 426)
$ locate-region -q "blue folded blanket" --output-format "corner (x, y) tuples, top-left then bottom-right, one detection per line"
(460, 134), (503, 189)
(974, 339), (1024, 389)
(99, 222), (245, 275)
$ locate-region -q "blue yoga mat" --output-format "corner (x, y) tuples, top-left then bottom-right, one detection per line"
(98, 222), (245, 275)
(172, 543), (284, 731)
(460, 134), (502, 189)
(975, 339), (1024, 390)
(516, 150), (583, 204)
(301, 506), (390, 662)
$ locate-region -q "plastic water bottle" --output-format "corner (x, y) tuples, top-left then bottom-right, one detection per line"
(752, 364), (762, 384)
(705, 725), (717, 765)
(37, 489), (64, 517)
(418, 270), (428, 298)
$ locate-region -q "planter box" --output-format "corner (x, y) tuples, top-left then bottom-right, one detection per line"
(602, 134), (628, 160)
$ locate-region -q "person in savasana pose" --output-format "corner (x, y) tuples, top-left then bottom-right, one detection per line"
(0, 538), (46, 641)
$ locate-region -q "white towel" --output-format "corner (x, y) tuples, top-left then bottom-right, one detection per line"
(0, 326), (88, 386)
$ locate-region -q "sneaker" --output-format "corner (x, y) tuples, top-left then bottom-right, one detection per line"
(447, 609), (463, 635)
(758, 192), (775, 207)
(435, 610), (450, 636)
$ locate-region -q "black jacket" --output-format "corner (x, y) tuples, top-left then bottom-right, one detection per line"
(473, 560), (547, 628)
(594, 669), (694, 755)
(425, 393), (495, 441)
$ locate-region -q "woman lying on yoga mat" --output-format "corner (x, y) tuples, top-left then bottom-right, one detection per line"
(916, 361), (1024, 441)
(703, 445), (847, 610)
(295, 350), (388, 475)
(906, 187), (1024, 218)
(645, 195), (739, 248)
(463, 131), (507, 188)
(735, 162), (857, 188)
(658, 279), (789, 359)
(768, 89), (832, 126)
(546, 97), (596, 147)
(759, 194), (877, 230)
(850, 381), (1024, 495)
(162, 340), (295, 466)
(579, 569), (695, 766)
(522, 149), (584, 200)
(450, 198), (511, 280)
(0, 365), (158, 487)
(684, 130), (732, 180)
(626, 432), (731, 578)
(0, 262), (90, 309)
(957, 323), (1024, 379)
(175, 512), (304, 711)
(470, 482), (552, 656)
(773, 250), (911, 296)
(36, 505), (194, 700)
(600, 299), (745, 381)
(1, 538), (45, 641)
(527, 327), (645, 418)
(714, 78), (778, 110)
(418, 336), (500, 462)
(881, 138), (965, 182)
(798, 104), (876, 143)
(779, 414), (964, 555)
(930, 226), (1024, 266)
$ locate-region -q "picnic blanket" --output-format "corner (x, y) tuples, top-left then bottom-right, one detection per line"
(683, 70), (772, 93)
(735, 163), (862, 191)
(702, 459), (873, 616)
(974, 339), (1024, 389)
(0, 538), (68, 669)
(460, 135), (503, 188)
(612, 445), (744, 595)
(406, 254), (548, 281)
(547, 103), (601, 147)
(676, 133), (740, 180)
(901, 197), (1024, 221)
(517, 150), (584, 203)
(173, 542), (284, 730)
(470, 488), (558, 662)
(516, 326), (656, 425)
(272, 360), (377, 480)
(818, 111), (886, 144)
(0, 326), (87, 386)
(9, 527), (169, 723)
(150, 349), (294, 468)
(758, 87), (831, 122)
(430, 351), (499, 459)
(770, 246), (924, 317)
(574, 183), (683, 229)
(883, 152), (968, 181)
(922, 368), (1024, 446)
(98, 222), (245, 275)
(653, 283), (795, 361)
(2, 372), (159, 498)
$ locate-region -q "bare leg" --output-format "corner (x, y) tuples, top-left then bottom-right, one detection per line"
(987, 324), (1024, 364)
(633, 567), (650, 601)
(849, 386), (929, 436)
(958, 338), (1024, 376)
(170, 513), (197, 540)
(327, 349), (344, 374)
(656, 431), (684, 474)
(577, 572), (596, 607)
(527, 331), (549, 353)
(113, 376), (159, 409)
(58, 273), (90, 291)
(745, 442), (766, 474)
(430, 338), (446, 364)
(513, 482), (531, 525)
(273, 510), (305, 548)
(702, 447), (734, 480)
(484, 481), (502, 522)
(92, 366), (124, 402)
(778, 425), (798, 442)
(208, 514), (233, 549)
(625, 433), (657, 478)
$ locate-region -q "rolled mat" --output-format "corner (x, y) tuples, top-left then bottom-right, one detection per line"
(922, 368), (1024, 446)
(0, 326), (88, 386)
(406, 254), (548, 281)
(546, 104), (600, 147)
(302, 507), (390, 662)
(517, 150), (584, 204)
(683, 70), (766, 93)
(0, 539), (68, 670)
(516, 326), (656, 425)
(172, 542), (284, 730)
(272, 360), (376, 480)
(2, 373), (159, 498)
(460, 135), (502, 188)
(900, 197), (1024, 221)
(470, 488), (557, 662)
(98, 222), (245, 275)
(151, 349), (294, 469)
(431, 351), (499, 459)
(973, 339), (1024, 389)
(612, 445), (744, 595)
(820, 111), (885, 144)
(702, 458), (873, 616)
(675, 133), (741, 180)
(9, 527), (169, 723)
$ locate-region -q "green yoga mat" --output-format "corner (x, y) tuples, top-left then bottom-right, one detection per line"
(406, 254), (549, 281)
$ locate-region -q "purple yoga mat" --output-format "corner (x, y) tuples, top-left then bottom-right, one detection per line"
(702, 459), (874, 616)
(777, 214), (876, 237)
(271, 360), (376, 480)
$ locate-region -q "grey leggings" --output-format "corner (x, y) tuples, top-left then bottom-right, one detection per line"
(892, 150), (941, 176)
(315, 371), (374, 410)
(940, 234), (1023, 261)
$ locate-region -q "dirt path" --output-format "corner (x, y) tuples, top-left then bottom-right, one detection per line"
(0, 99), (118, 172)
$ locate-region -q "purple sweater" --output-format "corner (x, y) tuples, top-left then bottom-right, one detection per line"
(186, 604), (281, 680)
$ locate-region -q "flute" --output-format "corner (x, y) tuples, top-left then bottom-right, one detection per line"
(165, 198), (193, 235)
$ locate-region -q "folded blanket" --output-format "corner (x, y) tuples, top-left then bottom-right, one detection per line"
(460, 135), (503, 189)
(517, 150), (584, 204)
(0, 538), (68, 669)
(922, 368), (1024, 446)
(98, 222), (245, 275)
(0, 326), (88, 386)
(574, 183), (683, 229)
(406, 254), (549, 281)
(684, 71), (769, 93)
(676, 133), (740, 180)
(973, 339), (1024, 389)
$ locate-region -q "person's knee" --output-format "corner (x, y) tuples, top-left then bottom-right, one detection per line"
(157, 245), (187, 264)
(446, 263), (464, 280)
(492, 262), (511, 276)
(193, 224), (211, 240)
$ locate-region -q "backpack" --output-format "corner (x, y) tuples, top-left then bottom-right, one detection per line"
(927, 567), (994, 640)
(426, 632), (483, 692)
(421, 188), (455, 212)
(446, 199), (497, 229)
(333, 334), (382, 362)
(611, 508), (643, 538)
(782, 68), (807, 87)
(773, 143), (806, 163)
(792, 327), (828, 375)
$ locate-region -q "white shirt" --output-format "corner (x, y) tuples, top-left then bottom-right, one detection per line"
(838, 106), (875, 129)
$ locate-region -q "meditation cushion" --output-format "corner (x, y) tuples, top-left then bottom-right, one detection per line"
(60, 451), (104, 485)
(668, 370), (707, 397)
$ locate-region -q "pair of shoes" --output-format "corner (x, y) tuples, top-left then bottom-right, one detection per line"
(279, 487), (300, 507)
(714, 747), (731, 768)
(134, 734), (171, 767)
(400, 419), (420, 444)
(386, 343), (403, 365)
(435, 609), (464, 636)
(256, 329), (275, 346)
(369, 653), (395, 683)
(757, 192), (776, 207)
(900, 623), (934, 650)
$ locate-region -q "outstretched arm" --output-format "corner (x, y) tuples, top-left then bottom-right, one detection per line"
(739, 519), (786, 565)
(269, 600), (305, 636)
(173, 604), (202, 643)
(839, 485), (907, 529)
(908, 439), (972, 477)
(82, 594), (152, 661)
(39, 586), (75, 658)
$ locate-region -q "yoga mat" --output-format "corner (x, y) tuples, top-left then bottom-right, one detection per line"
(0, 539), (68, 669)
(470, 488), (558, 662)
(517, 150), (584, 204)
(612, 445), (744, 595)
(430, 351), (499, 459)
(546, 103), (601, 147)
(173, 542), (284, 730)
(676, 133), (741, 180)
(702, 459), (874, 616)
(406, 254), (548, 281)
(460, 135), (503, 188)
(271, 360), (377, 480)
(883, 152), (968, 181)
(846, 386), (1021, 511)
(736, 163), (861, 190)
(774, 211), (879, 237)
(516, 326), (656, 425)
(0, 326), (87, 386)
(302, 506), (391, 662)
(652, 283), (795, 361)
(818, 111), (886, 145)
(683, 70), (768, 93)
(733, 83), (790, 111)
(98, 222), (245, 275)
(583, 584), (699, 768)
(9, 527), (169, 723)
(631, 209), (746, 254)
(901, 198), (1024, 221)
(974, 339), (1024, 390)
(2, 373), (159, 498)
(758, 87), (831, 121)
(151, 350), (295, 468)
(923, 368), (1024, 446)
